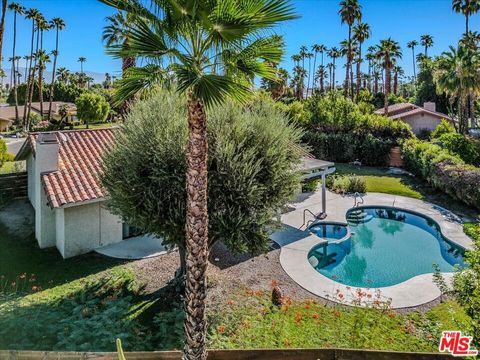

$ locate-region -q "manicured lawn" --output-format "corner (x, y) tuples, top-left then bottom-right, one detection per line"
(333, 164), (480, 219)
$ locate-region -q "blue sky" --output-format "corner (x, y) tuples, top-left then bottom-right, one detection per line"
(1, 0), (477, 82)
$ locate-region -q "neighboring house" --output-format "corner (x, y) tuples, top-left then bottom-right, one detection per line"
(15, 128), (125, 258)
(0, 102), (77, 131)
(375, 102), (455, 134)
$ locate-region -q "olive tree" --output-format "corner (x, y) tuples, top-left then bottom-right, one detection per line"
(101, 91), (304, 276)
(76, 92), (110, 128)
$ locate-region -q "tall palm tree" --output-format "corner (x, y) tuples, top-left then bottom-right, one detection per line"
(35, 49), (50, 118)
(315, 65), (327, 93)
(420, 34), (434, 57)
(291, 54), (301, 67)
(8, 3), (25, 124)
(78, 56), (86, 74)
(407, 40), (418, 83)
(375, 38), (402, 115)
(392, 65), (404, 95)
(311, 44), (321, 89)
(306, 52), (313, 96)
(328, 47), (340, 90)
(48, 17), (65, 121)
(25, 10), (44, 128)
(100, 1), (297, 359)
(339, 0), (362, 98)
(435, 45), (480, 132)
(452, 0), (480, 33)
(23, 8), (40, 129)
(299, 45), (308, 98)
(326, 63), (333, 90)
(103, 11), (136, 75)
(353, 22), (370, 100)
(56, 66), (69, 84)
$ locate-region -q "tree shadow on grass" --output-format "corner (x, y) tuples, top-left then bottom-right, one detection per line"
(0, 271), (185, 352)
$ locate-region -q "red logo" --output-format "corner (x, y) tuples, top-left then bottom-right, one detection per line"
(439, 331), (478, 356)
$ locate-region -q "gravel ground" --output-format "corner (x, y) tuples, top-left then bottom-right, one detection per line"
(131, 241), (443, 314)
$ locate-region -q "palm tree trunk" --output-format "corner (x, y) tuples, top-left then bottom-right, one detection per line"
(48, 28), (59, 122)
(344, 27), (351, 98)
(0, 0), (7, 66)
(332, 60), (336, 91)
(12, 13), (19, 124)
(23, 21), (35, 130)
(183, 92), (209, 360)
(27, 25), (40, 127)
(394, 73), (398, 95)
(312, 53), (317, 91)
(384, 67), (391, 116)
(412, 48), (416, 84)
(356, 44), (362, 101)
(39, 67), (43, 118)
(466, 15), (469, 34)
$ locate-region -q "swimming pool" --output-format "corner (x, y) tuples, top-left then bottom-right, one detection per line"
(308, 222), (349, 241)
(308, 206), (465, 288)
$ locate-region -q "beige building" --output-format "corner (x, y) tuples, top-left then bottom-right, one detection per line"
(0, 102), (77, 132)
(15, 128), (124, 258)
(375, 102), (456, 135)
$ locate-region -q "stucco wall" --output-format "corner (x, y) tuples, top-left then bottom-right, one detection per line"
(35, 185), (56, 248)
(400, 113), (444, 134)
(26, 153), (35, 207)
(61, 201), (122, 258)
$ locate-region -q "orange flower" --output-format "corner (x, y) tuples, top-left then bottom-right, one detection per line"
(312, 313), (319, 319)
(334, 310), (342, 318)
(294, 312), (302, 324)
(217, 325), (226, 334)
(271, 279), (280, 287)
(255, 290), (264, 298)
(227, 299), (235, 306)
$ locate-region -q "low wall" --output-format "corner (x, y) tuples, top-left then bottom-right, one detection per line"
(0, 172), (27, 199)
(0, 348), (452, 360)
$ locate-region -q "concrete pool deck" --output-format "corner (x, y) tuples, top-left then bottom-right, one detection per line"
(270, 190), (473, 309)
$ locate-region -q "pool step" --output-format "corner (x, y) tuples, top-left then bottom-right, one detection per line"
(347, 214), (374, 225)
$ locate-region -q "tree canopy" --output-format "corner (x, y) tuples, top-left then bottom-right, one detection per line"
(101, 91), (304, 261)
(75, 92), (110, 126)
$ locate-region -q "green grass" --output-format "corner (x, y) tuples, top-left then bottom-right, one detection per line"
(334, 164), (423, 199)
(333, 164), (480, 219)
(73, 122), (118, 130)
(464, 223), (480, 242)
(209, 293), (472, 352)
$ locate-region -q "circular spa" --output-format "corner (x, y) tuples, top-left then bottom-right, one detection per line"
(307, 207), (465, 288)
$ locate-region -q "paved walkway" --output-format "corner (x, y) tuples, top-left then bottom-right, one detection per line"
(95, 234), (169, 260)
(271, 190), (473, 309)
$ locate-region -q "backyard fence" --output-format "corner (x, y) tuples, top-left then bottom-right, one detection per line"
(0, 172), (27, 200)
(0, 349), (453, 360)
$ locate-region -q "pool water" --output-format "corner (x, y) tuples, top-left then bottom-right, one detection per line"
(308, 207), (465, 288)
(309, 223), (348, 241)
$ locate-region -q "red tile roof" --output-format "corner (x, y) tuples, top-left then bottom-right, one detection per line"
(375, 102), (454, 121)
(18, 128), (116, 208)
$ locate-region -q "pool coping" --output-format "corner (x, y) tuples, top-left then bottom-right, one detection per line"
(271, 191), (473, 309)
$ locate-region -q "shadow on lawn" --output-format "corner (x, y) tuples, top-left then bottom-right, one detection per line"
(0, 270), (185, 352)
(0, 209), (126, 292)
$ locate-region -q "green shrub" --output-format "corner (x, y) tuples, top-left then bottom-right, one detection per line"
(438, 133), (480, 166)
(431, 119), (456, 139)
(301, 179), (319, 193)
(0, 139), (7, 169)
(401, 139), (480, 209)
(303, 131), (394, 166)
(76, 92), (110, 126)
(330, 175), (366, 194)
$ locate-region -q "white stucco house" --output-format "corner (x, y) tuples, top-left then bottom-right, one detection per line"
(375, 102), (456, 135)
(15, 128), (126, 259)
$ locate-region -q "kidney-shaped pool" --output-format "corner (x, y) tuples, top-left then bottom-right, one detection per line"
(308, 206), (465, 288)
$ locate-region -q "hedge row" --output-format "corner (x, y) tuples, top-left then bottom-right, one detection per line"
(303, 131), (394, 166)
(402, 139), (480, 209)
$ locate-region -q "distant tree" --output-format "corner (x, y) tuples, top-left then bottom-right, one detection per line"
(415, 57), (449, 114)
(56, 67), (70, 84)
(48, 18), (66, 121)
(375, 38), (402, 115)
(420, 34), (434, 56)
(328, 47), (341, 90)
(353, 22), (371, 101)
(8, 3), (25, 124)
(452, 0), (480, 33)
(0, 0), (7, 67)
(339, 0), (362, 99)
(407, 40), (418, 83)
(75, 92), (110, 128)
(393, 65), (404, 95)
(35, 50), (50, 117)
(78, 57), (86, 74)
